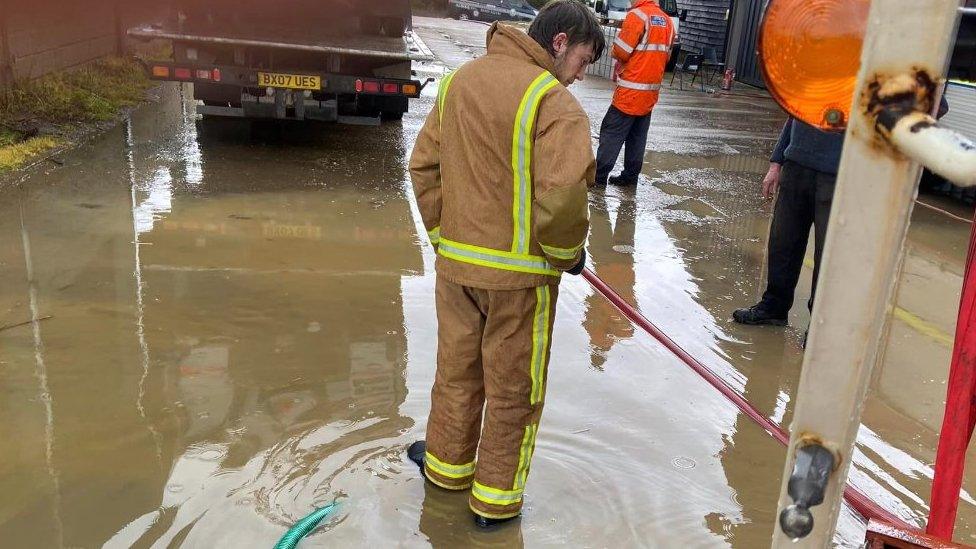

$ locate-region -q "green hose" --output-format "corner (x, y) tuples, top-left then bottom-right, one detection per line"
(273, 502), (340, 549)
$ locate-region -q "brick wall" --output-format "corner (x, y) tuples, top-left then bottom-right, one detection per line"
(0, 0), (170, 86)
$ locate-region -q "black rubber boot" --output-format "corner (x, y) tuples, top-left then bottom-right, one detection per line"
(732, 304), (788, 326)
(608, 174), (638, 186)
(407, 440), (426, 471)
(474, 513), (519, 529)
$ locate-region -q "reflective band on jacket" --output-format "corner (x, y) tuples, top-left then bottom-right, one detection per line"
(617, 79), (662, 91)
(530, 285), (552, 404)
(514, 423), (539, 490)
(427, 226), (440, 246)
(425, 451), (475, 479)
(540, 241), (583, 261)
(613, 36), (635, 54)
(636, 43), (670, 52)
(438, 238), (559, 277)
(472, 481), (523, 506)
(438, 71), (457, 123)
(511, 71), (560, 255)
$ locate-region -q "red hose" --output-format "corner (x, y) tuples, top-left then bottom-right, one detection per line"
(581, 267), (917, 532)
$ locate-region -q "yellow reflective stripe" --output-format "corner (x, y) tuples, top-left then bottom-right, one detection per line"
(438, 237), (560, 277)
(425, 451), (475, 479)
(540, 241), (583, 261)
(472, 481), (523, 506)
(513, 423), (538, 490)
(530, 286), (551, 404)
(511, 71), (560, 255)
(437, 71), (457, 123)
(427, 226), (441, 245)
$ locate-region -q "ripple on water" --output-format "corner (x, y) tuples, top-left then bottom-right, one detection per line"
(526, 429), (726, 546)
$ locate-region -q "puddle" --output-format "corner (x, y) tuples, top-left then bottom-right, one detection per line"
(0, 17), (973, 548)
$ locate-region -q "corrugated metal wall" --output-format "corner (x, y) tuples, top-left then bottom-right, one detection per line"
(942, 82), (976, 141)
(724, 0), (765, 88)
(675, 0), (731, 58)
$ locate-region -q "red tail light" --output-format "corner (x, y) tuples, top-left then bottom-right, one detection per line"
(175, 68), (191, 79)
(212, 68), (221, 82)
(152, 66), (169, 78)
(382, 83), (399, 94)
(355, 79), (364, 92)
(195, 70), (211, 80)
(363, 81), (380, 93)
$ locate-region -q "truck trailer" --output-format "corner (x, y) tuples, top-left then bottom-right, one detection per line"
(128, 0), (434, 124)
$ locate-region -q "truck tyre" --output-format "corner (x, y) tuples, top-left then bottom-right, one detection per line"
(459, 11), (470, 20)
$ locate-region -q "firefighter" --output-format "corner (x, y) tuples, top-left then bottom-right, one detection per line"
(595, 0), (676, 186)
(407, 0), (604, 529)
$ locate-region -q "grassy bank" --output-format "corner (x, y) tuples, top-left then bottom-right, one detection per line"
(0, 56), (153, 173)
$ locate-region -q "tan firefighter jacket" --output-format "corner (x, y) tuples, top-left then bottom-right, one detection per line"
(409, 23), (595, 291)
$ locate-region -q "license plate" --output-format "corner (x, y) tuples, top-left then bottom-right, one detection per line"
(257, 72), (321, 90)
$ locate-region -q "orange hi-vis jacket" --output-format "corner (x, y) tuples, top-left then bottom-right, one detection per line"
(611, 0), (676, 116)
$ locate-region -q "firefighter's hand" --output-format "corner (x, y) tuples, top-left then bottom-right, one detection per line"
(567, 249), (587, 276)
(762, 162), (782, 200)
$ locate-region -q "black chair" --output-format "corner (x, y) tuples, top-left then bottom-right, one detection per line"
(669, 53), (705, 92)
(701, 47), (726, 85)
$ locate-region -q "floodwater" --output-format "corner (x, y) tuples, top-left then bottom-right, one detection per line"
(0, 16), (974, 548)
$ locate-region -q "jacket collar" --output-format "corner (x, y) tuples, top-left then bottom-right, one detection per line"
(486, 23), (557, 74)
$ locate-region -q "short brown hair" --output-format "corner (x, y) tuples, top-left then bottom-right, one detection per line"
(528, 0), (606, 62)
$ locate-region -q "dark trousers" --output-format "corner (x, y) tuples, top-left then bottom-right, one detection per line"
(760, 161), (837, 316)
(596, 105), (652, 184)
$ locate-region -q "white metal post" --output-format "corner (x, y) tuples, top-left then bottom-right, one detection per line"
(771, 1), (962, 546)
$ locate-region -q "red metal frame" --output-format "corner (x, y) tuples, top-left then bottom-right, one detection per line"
(927, 214), (976, 540)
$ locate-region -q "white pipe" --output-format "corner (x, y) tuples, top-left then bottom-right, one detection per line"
(887, 112), (976, 188)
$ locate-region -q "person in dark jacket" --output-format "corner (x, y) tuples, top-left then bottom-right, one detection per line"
(732, 118), (842, 327)
(734, 97), (949, 331)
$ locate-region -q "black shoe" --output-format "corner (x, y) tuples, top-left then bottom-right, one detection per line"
(408, 440), (426, 470)
(732, 305), (787, 326)
(608, 174), (638, 186)
(474, 513), (519, 529)
(802, 329), (809, 349)
(594, 177), (608, 187)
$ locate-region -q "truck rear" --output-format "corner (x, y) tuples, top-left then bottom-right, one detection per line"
(129, 0), (434, 124)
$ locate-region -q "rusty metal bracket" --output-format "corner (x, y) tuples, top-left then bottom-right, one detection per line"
(866, 70), (976, 188)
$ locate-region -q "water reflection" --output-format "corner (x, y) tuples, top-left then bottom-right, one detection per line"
(584, 191), (637, 369)
(1, 64), (973, 546)
(0, 84), (421, 547)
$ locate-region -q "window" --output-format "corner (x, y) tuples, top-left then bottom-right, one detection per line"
(659, 0), (678, 16)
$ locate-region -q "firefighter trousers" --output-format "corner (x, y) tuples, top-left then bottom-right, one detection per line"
(424, 275), (559, 519)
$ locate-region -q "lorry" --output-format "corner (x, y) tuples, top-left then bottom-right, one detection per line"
(128, 0), (434, 124)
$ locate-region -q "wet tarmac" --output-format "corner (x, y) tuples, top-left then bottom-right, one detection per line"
(1, 16), (974, 548)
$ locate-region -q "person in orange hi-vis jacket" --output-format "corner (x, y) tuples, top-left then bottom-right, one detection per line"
(595, 0), (676, 186)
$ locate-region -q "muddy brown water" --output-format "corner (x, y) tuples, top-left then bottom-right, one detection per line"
(1, 18), (975, 547)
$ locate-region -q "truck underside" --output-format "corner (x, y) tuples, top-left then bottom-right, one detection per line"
(130, 0), (432, 123)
